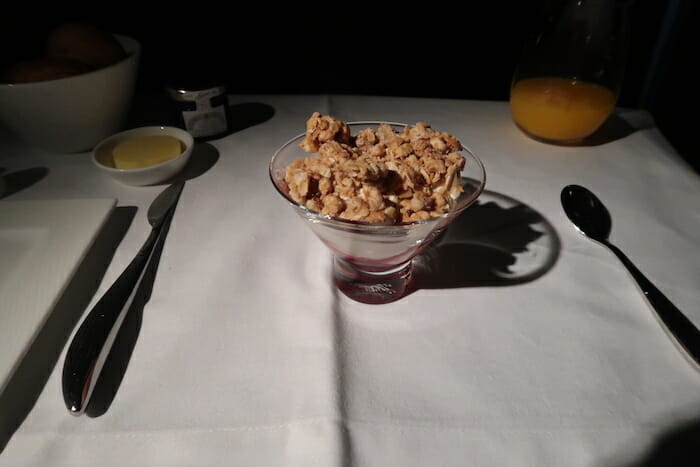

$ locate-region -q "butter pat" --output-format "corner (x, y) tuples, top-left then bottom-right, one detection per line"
(112, 135), (183, 169)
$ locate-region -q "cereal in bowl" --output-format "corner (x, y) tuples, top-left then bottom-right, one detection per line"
(284, 112), (466, 223)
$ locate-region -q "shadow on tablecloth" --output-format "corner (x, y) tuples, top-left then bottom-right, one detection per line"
(161, 102), (275, 143)
(0, 167), (49, 199)
(84, 197), (179, 418)
(150, 141), (220, 186)
(601, 414), (700, 467)
(410, 189), (560, 292)
(227, 102), (275, 134)
(0, 206), (136, 453)
(530, 110), (656, 148)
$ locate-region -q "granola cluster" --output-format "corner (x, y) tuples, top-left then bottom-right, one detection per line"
(284, 112), (466, 223)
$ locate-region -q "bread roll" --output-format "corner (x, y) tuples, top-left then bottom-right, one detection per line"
(1, 57), (93, 83)
(46, 23), (126, 68)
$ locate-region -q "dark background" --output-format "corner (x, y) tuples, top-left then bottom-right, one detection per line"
(2, 1), (698, 172)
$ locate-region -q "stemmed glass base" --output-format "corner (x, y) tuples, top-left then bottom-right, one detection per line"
(332, 256), (412, 304)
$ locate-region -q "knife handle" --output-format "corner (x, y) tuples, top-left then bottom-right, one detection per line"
(62, 223), (163, 415)
(604, 240), (700, 370)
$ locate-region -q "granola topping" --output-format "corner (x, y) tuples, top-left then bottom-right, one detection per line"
(285, 112), (466, 223)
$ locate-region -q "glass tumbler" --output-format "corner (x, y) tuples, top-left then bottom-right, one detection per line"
(510, 0), (633, 144)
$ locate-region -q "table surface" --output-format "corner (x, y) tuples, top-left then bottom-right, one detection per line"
(1, 95), (699, 466)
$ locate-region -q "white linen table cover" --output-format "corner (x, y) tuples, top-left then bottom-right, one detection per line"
(1, 95), (699, 466)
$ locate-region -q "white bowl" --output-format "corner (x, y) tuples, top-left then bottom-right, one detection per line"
(92, 126), (193, 186)
(0, 35), (140, 153)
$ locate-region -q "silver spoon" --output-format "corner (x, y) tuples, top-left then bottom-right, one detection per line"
(561, 184), (700, 370)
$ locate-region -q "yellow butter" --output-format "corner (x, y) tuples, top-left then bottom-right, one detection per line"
(112, 135), (183, 169)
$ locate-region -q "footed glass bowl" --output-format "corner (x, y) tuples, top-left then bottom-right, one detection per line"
(269, 122), (486, 304)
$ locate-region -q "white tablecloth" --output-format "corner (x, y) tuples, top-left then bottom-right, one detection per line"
(1, 95), (699, 466)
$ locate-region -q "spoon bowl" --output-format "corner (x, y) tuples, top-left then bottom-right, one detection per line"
(561, 185), (612, 241)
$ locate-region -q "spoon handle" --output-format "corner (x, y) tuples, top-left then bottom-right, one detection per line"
(604, 240), (700, 369)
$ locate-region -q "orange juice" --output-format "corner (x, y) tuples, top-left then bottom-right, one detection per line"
(510, 77), (616, 142)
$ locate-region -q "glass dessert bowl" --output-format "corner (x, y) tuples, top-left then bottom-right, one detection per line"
(269, 121), (486, 304)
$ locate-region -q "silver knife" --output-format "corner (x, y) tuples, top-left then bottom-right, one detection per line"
(62, 182), (185, 415)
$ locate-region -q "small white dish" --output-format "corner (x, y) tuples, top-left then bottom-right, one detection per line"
(92, 126), (193, 186)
